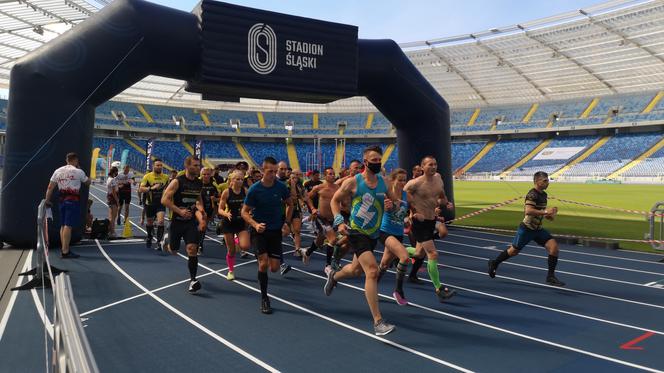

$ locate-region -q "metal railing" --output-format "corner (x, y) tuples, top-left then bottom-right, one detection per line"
(648, 201), (664, 253)
(36, 199), (100, 373)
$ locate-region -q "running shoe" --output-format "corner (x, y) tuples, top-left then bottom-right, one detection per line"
(373, 319), (396, 336)
(324, 265), (333, 276)
(546, 276), (566, 287)
(392, 290), (408, 306)
(61, 251), (80, 259)
(294, 249), (302, 258)
(435, 286), (457, 302)
(227, 271), (235, 281)
(260, 298), (272, 314)
(279, 263), (291, 276)
(488, 259), (497, 278)
(240, 251), (250, 259)
(407, 275), (424, 284)
(145, 236), (152, 249)
(323, 268), (337, 296)
(188, 280), (201, 293)
(302, 250), (310, 266)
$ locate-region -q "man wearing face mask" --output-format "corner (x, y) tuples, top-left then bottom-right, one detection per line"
(324, 145), (396, 336)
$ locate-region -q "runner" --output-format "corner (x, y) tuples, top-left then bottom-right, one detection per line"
(161, 156), (207, 293)
(404, 156), (457, 302)
(488, 171), (565, 286)
(324, 145), (396, 336)
(241, 157), (294, 314)
(218, 170), (250, 280)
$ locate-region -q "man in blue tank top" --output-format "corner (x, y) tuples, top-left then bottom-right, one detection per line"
(324, 145), (396, 336)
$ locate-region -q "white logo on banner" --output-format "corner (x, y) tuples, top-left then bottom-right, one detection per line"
(248, 23), (277, 75)
(533, 147), (585, 160)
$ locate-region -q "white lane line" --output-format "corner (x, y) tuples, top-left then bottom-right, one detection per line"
(300, 232), (664, 310)
(95, 239), (279, 373)
(439, 242), (656, 289)
(0, 251), (32, 342)
(446, 232), (664, 270)
(450, 227), (664, 258)
(288, 259), (664, 373)
(302, 242), (664, 336)
(79, 259), (258, 317)
(172, 251), (472, 372)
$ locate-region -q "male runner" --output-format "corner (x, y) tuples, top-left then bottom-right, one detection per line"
(324, 145), (396, 336)
(45, 152), (90, 258)
(303, 169), (322, 208)
(305, 167), (339, 271)
(140, 159), (169, 250)
(161, 156), (207, 293)
(242, 157), (294, 314)
(404, 156), (457, 302)
(488, 171), (565, 286)
(115, 165), (134, 225)
(198, 167), (219, 254)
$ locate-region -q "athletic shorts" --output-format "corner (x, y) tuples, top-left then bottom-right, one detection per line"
(59, 200), (81, 227)
(106, 194), (118, 206)
(512, 224), (553, 251)
(346, 230), (377, 258)
(169, 219), (200, 252)
(313, 217), (333, 236)
(221, 218), (246, 234)
(379, 231), (403, 246)
(411, 219), (436, 243)
(144, 204), (166, 219)
(251, 229), (283, 259)
(118, 192), (132, 205)
(292, 209), (301, 220)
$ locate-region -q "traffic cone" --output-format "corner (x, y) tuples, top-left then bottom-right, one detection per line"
(122, 219), (133, 238)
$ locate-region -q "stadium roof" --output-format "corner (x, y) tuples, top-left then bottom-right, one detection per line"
(1, 0), (664, 112)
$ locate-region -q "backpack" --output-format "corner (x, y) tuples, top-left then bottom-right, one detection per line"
(90, 218), (110, 240)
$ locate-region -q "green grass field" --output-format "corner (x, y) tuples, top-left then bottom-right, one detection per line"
(451, 181), (664, 253)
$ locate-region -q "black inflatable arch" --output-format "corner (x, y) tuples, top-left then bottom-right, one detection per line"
(1, 0), (453, 246)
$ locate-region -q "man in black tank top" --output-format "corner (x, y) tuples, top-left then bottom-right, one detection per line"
(162, 156), (207, 293)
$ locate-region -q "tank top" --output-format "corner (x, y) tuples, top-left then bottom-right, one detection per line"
(380, 190), (408, 236)
(173, 174), (203, 222)
(226, 187), (245, 222)
(349, 173), (387, 239)
(201, 182), (217, 211)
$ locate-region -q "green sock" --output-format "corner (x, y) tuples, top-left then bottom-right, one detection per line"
(406, 246), (417, 257)
(427, 259), (441, 289)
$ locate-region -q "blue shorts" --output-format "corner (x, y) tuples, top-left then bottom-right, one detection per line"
(59, 200), (81, 227)
(512, 224), (553, 250)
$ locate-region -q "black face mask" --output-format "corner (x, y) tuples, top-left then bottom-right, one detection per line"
(365, 161), (382, 174)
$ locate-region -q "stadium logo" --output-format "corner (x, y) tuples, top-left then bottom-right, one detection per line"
(248, 23), (277, 75)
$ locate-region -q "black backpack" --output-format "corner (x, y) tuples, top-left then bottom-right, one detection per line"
(90, 218), (110, 240)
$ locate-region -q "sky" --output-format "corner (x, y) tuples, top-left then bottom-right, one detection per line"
(146, 0), (606, 43)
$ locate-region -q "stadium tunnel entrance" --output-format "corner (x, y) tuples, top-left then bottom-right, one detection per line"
(1, 0), (453, 246)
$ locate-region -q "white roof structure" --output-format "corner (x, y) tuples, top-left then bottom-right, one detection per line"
(1, 0), (663, 112)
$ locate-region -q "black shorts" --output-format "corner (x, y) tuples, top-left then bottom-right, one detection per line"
(118, 192), (131, 205)
(145, 204), (166, 219)
(347, 230), (377, 258)
(411, 219), (436, 244)
(379, 231), (403, 246)
(292, 209), (301, 220)
(204, 208), (215, 220)
(251, 229), (283, 259)
(169, 219), (200, 251)
(222, 218), (246, 234)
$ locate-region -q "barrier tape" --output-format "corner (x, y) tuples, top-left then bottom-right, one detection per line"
(452, 224), (664, 245)
(549, 196), (664, 218)
(441, 196), (523, 224)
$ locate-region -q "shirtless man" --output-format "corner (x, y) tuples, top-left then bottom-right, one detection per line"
(304, 167), (339, 272)
(404, 156), (457, 302)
